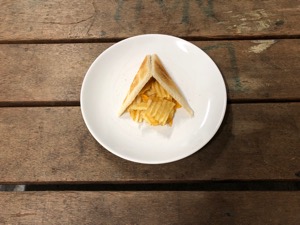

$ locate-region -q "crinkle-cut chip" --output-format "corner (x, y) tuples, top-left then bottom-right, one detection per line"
(145, 99), (175, 125)
(141, 94), (149, 102)
(148, 96), (160, 102)
(146, 101), (160, 117)
(128, 102), (148, 110)
(174, 100), (182, 109)
(126, 79), (180, 126)
(166, 108), (175, 125)
(143, 113), (159, 126)
(157, 100), (175, 124)
(145, 88), (156, 96)
(138, 111), (144, 123)
(130, 110), (143, 122)
(129, 110), (137, 122)
(140, 81), (152, 94)
(136, 110), (141, 122)
(152, 81), (169, 98)
(151, 81), (161, 97)
(136, 95), (142, 104)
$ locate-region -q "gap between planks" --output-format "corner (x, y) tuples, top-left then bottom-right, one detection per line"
(0, 99), (300, 108)
(20, 181), (300, 192)
(0, 35), (299, 45)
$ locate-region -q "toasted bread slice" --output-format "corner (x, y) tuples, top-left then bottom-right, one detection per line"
(118, 55), (152, 116)
(151, 54), (193, 116)
(118, 54), (193, 116)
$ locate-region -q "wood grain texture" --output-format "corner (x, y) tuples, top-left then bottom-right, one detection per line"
(0, 191), (299, 225)
(0, 40), (299, 104)
(0, 0), (299, 42)
(0, 103), (299, 183)
(0, 43), (112, 104)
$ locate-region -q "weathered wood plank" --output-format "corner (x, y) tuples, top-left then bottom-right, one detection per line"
(0, 40), (299, 103)
(0, 43), (111, 103)
(0, 103), (299, 183)
(0, 191), (299, 225)
(0, 0), (299, 41)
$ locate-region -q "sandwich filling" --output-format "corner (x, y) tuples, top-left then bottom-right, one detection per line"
(127, 78), (181, 126)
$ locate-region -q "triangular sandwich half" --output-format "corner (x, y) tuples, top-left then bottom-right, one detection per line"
(118, 54), (193, 124)
(150, 54), (193, 116)
(118, 55), (152, 116)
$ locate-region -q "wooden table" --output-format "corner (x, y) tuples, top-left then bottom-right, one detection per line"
(0, 1), (299, 224)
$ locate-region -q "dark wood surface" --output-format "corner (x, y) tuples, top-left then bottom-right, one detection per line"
(0, 103), (299, 183)
(0, 0), (299, 224)
(1, 191), (300, 225)
(0, 0), (299, 42)
(0, 40), (299, 105)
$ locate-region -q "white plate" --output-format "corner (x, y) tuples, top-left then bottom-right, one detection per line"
(80, 34), (227, 164)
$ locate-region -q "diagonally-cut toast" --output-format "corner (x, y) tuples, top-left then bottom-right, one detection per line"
(118, 55), (152, 116)
(118, 54), (193, 117)
(151, 54), (193, 116)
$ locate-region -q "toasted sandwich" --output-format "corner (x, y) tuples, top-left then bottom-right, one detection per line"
(118, 54), (193, 125)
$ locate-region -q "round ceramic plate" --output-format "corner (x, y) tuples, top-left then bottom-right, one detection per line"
(80, 34), (227, 164)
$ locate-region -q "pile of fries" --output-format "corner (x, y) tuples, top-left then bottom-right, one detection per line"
(127, 78), (181, 126)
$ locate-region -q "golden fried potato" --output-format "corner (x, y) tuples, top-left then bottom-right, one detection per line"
(127, 79), (180, 126)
